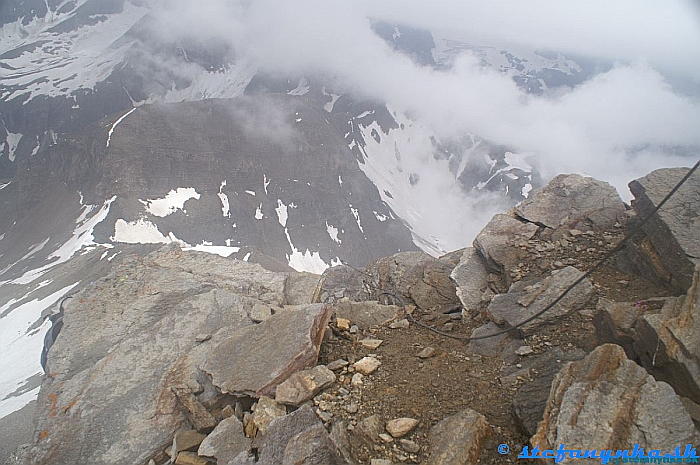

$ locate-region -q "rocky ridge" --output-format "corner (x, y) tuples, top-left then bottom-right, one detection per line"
(6, 167), (700, 465)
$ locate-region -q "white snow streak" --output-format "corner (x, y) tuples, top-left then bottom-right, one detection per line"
(105, 108), (135, 148)
(218, 181), (231, 218)
(275, 199), (288, 227)
(349, 205), (364, 233)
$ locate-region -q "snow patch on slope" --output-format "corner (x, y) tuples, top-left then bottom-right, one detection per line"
(8, 196), (116, 285)
(284, 228), (328, 274)
(6, 132), (22, 162)
(0, 283), (78, 419)
(326, 221), (341, 244)
(0, 2), (149, 102)
(218, 181), (231, 218)
(140, 188), (200, 217)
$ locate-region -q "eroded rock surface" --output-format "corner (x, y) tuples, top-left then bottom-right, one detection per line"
(27, 246), (327, 465)
(486, 266), (593, 337)
(203, 303), (332, 397)
(450, 247), (489, 313)
(532, 344), (699, 459)
(628, 167), (700, 292)
(515, 173), (626, 234)
(427, 409), (491, 465)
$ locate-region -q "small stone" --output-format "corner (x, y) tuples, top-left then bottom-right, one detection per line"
(251, 396), (286, 434)
(386, 418), (419, 438)
(195, 334), (211, 343)
(379, 433), (394, 443)
(515, 346), (534, 356)
(442, 322), (454, 332)
(360, 339), (384, 350)
(337, 318), (351, 330)
(516, 363), (523, 368)
(569, 229), (582, 236)
(234, 401), (243, 420)
(317, 411), (333, 423)
(174, 451), (208, 465)
(400, 439), (420, 453)
(327, 359), (349, 371)
(221, 404), (235, 419)
(354, 356), (382, 374)
(390, 319), (409, 329)
(349, 325), (359, 334)
(417, 347), (436, 359)
(371, 459), (394, 465)
(449, 313), (461, 320)
(172, 430), (206, 456)
(351, 373), (364, 386)
(338, 387), (350, 396)
(250, 303), (273, 323)
(346, 402), (359, 414)
(275, 365), (336, 406)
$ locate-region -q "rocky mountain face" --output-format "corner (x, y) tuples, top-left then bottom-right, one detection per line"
(0, 0), (598, 257)
(4, 167), (698, 465)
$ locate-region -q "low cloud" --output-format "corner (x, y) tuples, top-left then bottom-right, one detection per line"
(143, 0), (700, 251)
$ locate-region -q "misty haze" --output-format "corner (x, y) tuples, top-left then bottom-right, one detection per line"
(0, 1), (699, 464)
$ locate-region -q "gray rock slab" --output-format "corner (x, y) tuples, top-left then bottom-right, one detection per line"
(364, 252), (460, 312)
(275, 365), (336, 406)
(333, 300), (400, 328)
(532, 344), (700, 456)
(450, 247), (489, 312)
(203, 303), (332, 397)
(27, 247), (266, 465)
(427, 409), (491, 465)
(474, 213), (539, 282)
(284, 271), (323, 305)
(634, 270), (700, 403)
(256, 404), (348, 465)
(515, 173), (626, 232)
(629, 167), (700, 292)
(510, 348), (586, 437)
(486, 266), (593, 337)
(467, 322), (523, 362)
(198, 416), (251, 464)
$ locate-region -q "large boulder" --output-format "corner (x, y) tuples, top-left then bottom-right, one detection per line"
(202, 303), (332, 397)
(593, 270), (700, 404)
(256, 404), (349, 465)
(26, 246), (326, 465)
(486, 266), (594, 337)
(532, 344), (699, 457)
(515, 173), (626, 234)
(363, 252), (460, 312)
(628, 167), (700, 292)
(449, 248), (490, 313)
(427, 409), (491, 465)
(474, 214), (538, 286)
(634, 270), (700, 404)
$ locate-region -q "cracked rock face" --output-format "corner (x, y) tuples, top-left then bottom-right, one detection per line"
(515, 173), (626, 234)
(628, 167), (700, 292)
(532, 344), (699, 458)
(27, 246), (322, 465)
(486, 266), (594, 337)
(363, 251), (460, 312)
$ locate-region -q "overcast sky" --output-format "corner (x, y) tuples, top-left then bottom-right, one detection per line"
(149, 0), (699, 246)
